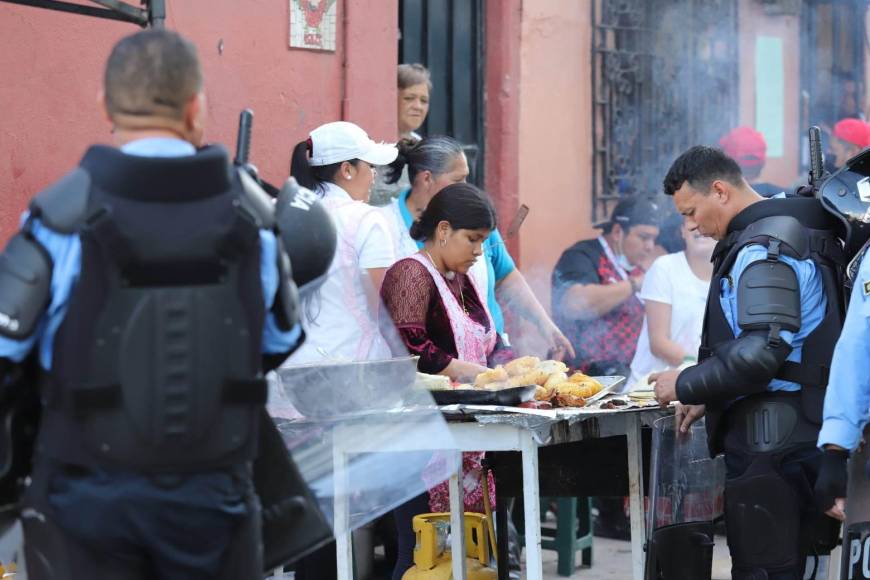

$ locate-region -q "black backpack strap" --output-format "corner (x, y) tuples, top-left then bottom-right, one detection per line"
(775, 361), (830, 388)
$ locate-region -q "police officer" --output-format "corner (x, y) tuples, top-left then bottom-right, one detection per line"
(0, 29), (322, 579)
(651, 146), (844, 579)
(811, 146), (870, 578)
(814, 244), (870, 528)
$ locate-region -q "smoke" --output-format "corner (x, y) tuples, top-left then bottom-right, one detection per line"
(593, 0), (742, 214)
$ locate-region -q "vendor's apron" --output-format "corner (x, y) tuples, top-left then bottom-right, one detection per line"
(410, 253), (497, 512)
(297, 194), (389, 362)
(384, 198), (491, 311)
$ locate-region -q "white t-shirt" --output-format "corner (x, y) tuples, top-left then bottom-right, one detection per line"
(626, 252), (710, 391)
(285, 183), (396, 364)
(381, 197), (421, 261)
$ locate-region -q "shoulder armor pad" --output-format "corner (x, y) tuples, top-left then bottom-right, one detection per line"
(29, 168), (91, 234)
(0, 232), (52, 339)
(739, 215), (809, 259)
(237, 169), (276, 230)
(737, 258), (801, 333)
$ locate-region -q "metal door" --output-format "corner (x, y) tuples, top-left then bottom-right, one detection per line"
(399, 0), (486, 185)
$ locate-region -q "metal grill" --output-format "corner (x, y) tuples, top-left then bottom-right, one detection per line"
(591, 0), (738, 221)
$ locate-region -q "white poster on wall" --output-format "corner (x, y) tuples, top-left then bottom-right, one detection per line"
(289, 0), (337, 52)
(755, 35), (785, 158)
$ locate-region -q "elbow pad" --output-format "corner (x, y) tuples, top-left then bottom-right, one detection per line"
(677, 331), (793, 405)
(0, 232), (52, 339)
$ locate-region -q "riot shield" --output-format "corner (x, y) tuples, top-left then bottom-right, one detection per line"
(839, 439), (870, 579)
(645, 415), (725, 580)
(263, 355), (458, 569)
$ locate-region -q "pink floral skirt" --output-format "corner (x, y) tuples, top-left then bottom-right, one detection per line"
(422, 451), (496, 513)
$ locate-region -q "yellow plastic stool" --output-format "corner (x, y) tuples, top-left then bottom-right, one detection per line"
(402, 512), (497, 579)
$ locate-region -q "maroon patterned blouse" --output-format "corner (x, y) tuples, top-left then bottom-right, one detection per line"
(380, 257), (491, 374)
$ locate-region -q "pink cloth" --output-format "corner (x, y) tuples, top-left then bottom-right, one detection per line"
(320, 194), (381, 361)
(409, 253), (497, 513)
(380, 257), (490, 373)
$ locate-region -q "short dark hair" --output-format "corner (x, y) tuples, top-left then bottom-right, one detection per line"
(662, 146), (744, 196)
(409, 183), (497, 241)
(656, 211), (686, 253)
(104, 29), (203, 122)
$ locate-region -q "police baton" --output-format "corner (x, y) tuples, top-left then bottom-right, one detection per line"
(234, 108), (279, 197)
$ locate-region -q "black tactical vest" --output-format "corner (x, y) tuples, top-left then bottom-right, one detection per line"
(33, 145), (270, 472)
(701, 197), (846, 451)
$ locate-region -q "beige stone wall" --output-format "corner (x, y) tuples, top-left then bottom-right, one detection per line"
(510, 0), (595, 354)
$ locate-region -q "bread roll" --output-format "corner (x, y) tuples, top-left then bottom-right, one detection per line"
(544, 372), (568, 389)
(509, 368), (550, 387)
(504, 356), (541, 377)
(538, 360), (568, 375)
(474, 366), (508, 388)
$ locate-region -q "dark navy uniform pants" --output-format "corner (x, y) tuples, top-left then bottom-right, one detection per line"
(21, 459), (261, 580)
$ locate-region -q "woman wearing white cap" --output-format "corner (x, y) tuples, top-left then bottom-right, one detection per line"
(284, 121), (399, 364)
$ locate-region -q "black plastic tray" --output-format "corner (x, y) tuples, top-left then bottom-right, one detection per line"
(431, 385), (537, 406)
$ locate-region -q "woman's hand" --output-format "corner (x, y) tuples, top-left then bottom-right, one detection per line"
(541, 320), (575, 361)
(444, 359), (489, 383)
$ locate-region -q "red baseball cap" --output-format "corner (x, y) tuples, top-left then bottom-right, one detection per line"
(719, 127), (767, 168)
(832, 118), (869, 148)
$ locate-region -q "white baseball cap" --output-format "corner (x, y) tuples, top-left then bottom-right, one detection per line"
(308, 121), (398, 167)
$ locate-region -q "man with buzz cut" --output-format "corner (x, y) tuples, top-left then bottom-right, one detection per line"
(0, 29), (307, 579)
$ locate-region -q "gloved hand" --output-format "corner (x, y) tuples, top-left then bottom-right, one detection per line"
(815, 448), (849, 520)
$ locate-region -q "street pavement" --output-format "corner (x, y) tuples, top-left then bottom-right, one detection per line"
(535, 535), (732, 579)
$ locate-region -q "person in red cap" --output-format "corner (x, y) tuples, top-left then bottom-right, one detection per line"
(829, 117), (869, 169)
(718, 126), (785, 198)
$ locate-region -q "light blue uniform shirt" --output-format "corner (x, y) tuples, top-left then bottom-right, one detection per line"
(0, 137), (301, 370)
(721, 246), (826, 393)
(396, 188), (516, 334)
(817, 252), (870, 450)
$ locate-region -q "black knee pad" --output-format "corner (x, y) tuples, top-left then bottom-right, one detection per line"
(725, 455), (801, 572)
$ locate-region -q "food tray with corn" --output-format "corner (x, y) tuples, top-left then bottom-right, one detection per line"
(416, 355), (625, 409)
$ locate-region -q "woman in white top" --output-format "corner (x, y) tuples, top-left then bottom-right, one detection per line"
(283, 121), (398, 364)
(626, 220), (716, 390)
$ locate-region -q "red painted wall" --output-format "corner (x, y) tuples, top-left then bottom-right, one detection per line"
(484, 0), (522, 262)
(0, 0), (398, 240)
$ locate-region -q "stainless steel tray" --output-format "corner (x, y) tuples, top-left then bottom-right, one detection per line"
(583, 375), (627, 404)
(430, 385), (537, 406)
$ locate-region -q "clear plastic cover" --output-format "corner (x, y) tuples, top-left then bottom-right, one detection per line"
(647, 415), (725, 534)
(267, 355), (457, 536)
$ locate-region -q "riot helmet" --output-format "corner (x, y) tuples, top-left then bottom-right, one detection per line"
(274, 178), (337, 296)
(818, 147), (870, 260)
